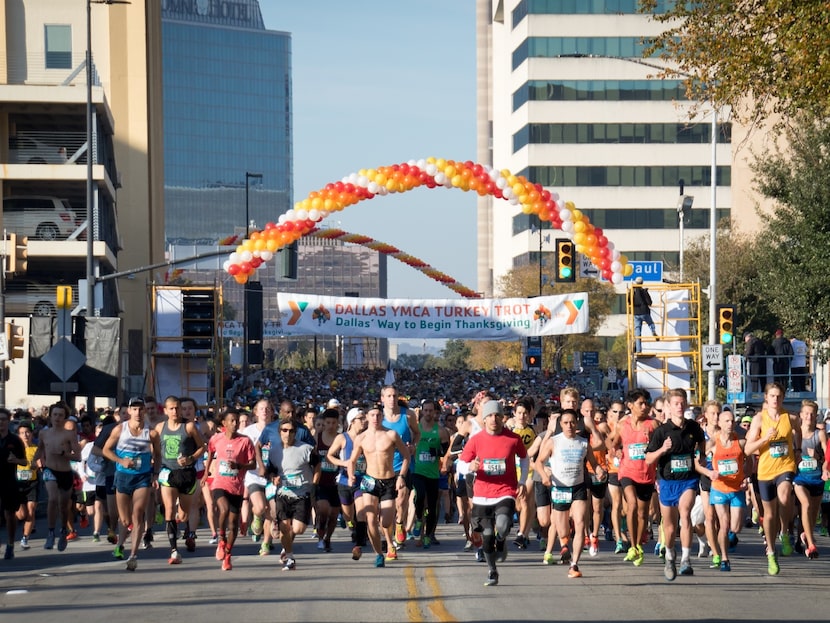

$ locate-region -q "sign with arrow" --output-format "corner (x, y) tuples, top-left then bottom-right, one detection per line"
(702, 344), (723, 370)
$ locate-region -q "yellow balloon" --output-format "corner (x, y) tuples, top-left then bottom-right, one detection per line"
(445, 165), (456, 178)
(575, 244), (586, 255)
(512, 183), (526, 197)
(521, 202), (533, 214)
(574, 221), (586, 233)
(574, 232), (586, 245)
(624, 263), (634, 277)
(266, 239), (278, 252)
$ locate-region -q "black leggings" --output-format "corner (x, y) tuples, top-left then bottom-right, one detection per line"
(412, 474), (440, 537)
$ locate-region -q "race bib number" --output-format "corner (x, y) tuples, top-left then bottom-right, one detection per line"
(219, 460), (238, 478)
(418, 451), (435, 464)
(265, 482), (277, 500)
(551, 486), (573, 504)
(261, 446), (270, 465)
(321, 460), (338, 473)
(482, 458), (506, 475)
(283, 474), (302, 489)
(17, 469), (32, 482)
(670, 454), (692, 474)
(355, 457), (367, 474)
(628, 443), (647, 461)
(717, 459), (738, 476)
(158, 467), (171, 486)
(360, 474), (376, 493)
(798, 458), (819, 473)
(612, 456), (621, 468)
(823, 490), (830, 503)
(43, 468), (56, 482)
(769, 441), (788, 458)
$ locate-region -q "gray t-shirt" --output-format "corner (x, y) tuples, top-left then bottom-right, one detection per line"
(273, 441), (319, 498)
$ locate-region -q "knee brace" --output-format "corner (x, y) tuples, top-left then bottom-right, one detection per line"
(495, 512), (513, 538)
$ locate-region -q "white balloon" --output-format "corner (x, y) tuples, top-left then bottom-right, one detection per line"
(222, 260), (231, 271)
(240, 250), (253, 262)
(229, 253), (239, 264)
(348, 173), (358, 184)
(434, 172), (446, 184)
(285, 209), (296, 221)
(278, 214), (287, 224)
(509, 196), (519, 205)
(357, 175), (369, 187)
(559, 208), (572, 221)
(556, 199), (565, 210)
(611, 273), (623, 284)
(562, 221), (574, 232)
(367, 182), (379, 194)
(261, 251), (273, 261)
(295, 209), (308, 221)
(308, 209), (320, 221)
(425, 163), (437, 176)
(611, 261), (622, 272)
(606, 241), (615, 251)
(552, 192), (560, 201)
(612, 249), (621, 260)
(495, 176), (507, 189)
(416, 159), (426, 169)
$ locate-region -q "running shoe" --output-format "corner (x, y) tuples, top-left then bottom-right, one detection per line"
(412, 521), (422, 538)
(44, 531), (55, 550)
(710, 554), (721, 568)
(559, 546), (571, 565)
(697, 542), (709, 558)
(79, 515), (90, 529)
(185, 533), (197, 552)
(113, 544), (125, 560)
(543, 552), (555, 565)
(385, 547), (398, 561)
(513, 533), (527, 549)
(632, 546), (645, 567)
(614, 540), (625, 554)
(394, 523), (406, 545)
(375, 554), (385, 568)
(539, 537), (547, 552)
(215, 540), (226, 561)
(567, 564), (582, 578)
(780, 534), (793, 557)
(352, 546), (362, 560)
(475, 549), (485, 563)
(107, 530), (118, 545)
(92, 533), (100, 543)
(679, 561), (694, 576)
(4, 545), (13, 560)
(588, 535), (599, 557)
(222, 553), (232, 571)
(324, 538), (332, 553)
(251, 515), (264, 536)
(720, 559), (731, 572)
(20, 536), (30, 550)
(422, 536), (432, 550)
(282, 557), (296, 571)
(279, 548), (288, 563)
(664, 557), (677, 581)
(429, 536), (440, 546)
(728, 531), (739, 552)
(169, 549), (183, 565)
(463, 539), (473, 552)
(259, 542), (272, 556)
(142, 530), (153, 550)
(57, 529), (68, 552)
(484, 570), (499, 586)
(807, 545), (819, 559)
(653, 541), (662, 557)
(208, 533), (219, 545)
(317, 538), (325, 550)
(126, 556), (138, 571)
(66, 529), (78, 541)
(624, 546), (638, 562)
(767, 552), (779, 575)
(583, 535), (590, 551)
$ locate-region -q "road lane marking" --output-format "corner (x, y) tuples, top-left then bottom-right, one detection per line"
(425, 567), (457, 622)
(405, 565), (423, 622)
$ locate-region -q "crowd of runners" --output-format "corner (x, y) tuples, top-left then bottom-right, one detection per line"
(1, 378), (829, 586)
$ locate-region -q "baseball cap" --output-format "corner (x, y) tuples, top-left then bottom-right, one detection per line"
(128, 397), (145, 408)
(481, 400), (504, 418)
(634, 276), (643, 284)
(346, 407), (364, 427)
(740, 415), (753, 425)
(327, 398), (341, 409)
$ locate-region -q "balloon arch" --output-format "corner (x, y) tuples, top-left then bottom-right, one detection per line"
(224, 158), (631, 286)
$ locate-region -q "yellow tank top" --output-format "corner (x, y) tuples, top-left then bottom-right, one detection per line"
(757, 410), (797, 480)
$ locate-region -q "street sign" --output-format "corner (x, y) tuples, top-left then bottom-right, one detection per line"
(582, 351), (599, 367)
(702, 344), (724, 370)
(623, 261), (663, 282)
(579, 255), (599, 278)
(727, 355), (743, 393)
(41, 338), (86, 382)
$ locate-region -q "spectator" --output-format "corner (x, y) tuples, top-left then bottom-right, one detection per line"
(629, 277), (658, 354)
(770, 329), (793, 388)
(790, 335), (808, 392)
(743, 333), (767, 392)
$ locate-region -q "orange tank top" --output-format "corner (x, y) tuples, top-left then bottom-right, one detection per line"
(712, 433), (745, 493)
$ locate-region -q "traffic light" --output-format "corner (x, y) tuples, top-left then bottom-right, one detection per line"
(6, 322), (25, 360)
(717, 305), (735, 345)
(525, 354), (541, 370)
(5, 233), (28, 275)
(555, 238), (575, 283)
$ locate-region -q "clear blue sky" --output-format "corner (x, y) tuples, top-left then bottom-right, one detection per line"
(259, 1), (478, 301)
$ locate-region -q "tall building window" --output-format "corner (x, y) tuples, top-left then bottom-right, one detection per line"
(45, 25), (72, 69)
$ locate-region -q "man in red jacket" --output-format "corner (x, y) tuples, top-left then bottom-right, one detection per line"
(461, 399), (528, 587)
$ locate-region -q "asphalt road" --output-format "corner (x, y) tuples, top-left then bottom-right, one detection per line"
(1, 516), (828, 623)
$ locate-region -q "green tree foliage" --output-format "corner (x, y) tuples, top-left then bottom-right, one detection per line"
(640, 0), (830, 124)
(439, 339), (471, 370)
(751, 115), (830, 360)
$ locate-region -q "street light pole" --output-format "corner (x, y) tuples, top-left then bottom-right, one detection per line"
(558, 54), (720, 398)
(242, 172), (262, 393)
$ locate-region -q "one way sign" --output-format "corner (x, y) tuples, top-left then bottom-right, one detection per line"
(702, 344), (724, 370)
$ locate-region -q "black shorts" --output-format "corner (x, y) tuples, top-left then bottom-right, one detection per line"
(44, 468), (74, 492)
(0, 486), (23, 514)
(17, 479), (39, 503)
(360, 475), (397, 502)
(160, 467), (198, 495)
(607, 472), (620, 487)
(80, 490), (96, 506)
(551, 481), (588, 512)
(315, 484), (341, 507)
(453, 474), (468, 498)
(212, 489), (244, 515)
(589, 479), (608, 500)
(795, 481), (824, 498)
(758, 472), (795, 502)
(472, 498), (516, 532)
(534, 480), (551, 507)
(619, 477), (656, 502)
(275, 494), (311, 524)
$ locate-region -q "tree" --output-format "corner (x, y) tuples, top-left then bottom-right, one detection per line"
(439, 339), (471, 370)
(751, 115), (830, 360)
(640, 1), (830, 124)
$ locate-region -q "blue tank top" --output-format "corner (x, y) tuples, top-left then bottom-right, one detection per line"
(795, 430), (825, 486)
(383, 408), (410, 473)
(337, 432), (367, 486)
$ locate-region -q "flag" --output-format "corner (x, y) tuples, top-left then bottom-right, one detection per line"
(384, 360), (395, 386)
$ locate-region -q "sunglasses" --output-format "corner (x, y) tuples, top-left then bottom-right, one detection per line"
(653, 409), (663, 413)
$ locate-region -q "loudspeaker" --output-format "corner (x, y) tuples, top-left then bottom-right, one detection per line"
(245, 281), (263, 365)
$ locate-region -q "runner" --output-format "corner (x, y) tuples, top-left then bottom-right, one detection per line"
(102, 397), (162, 571)
(645, 388), (710, 581)
(202, 408), (256, 571)
(14, 421), (40, 551)
(411, 399), (450, 548)
(793, 400), (825, 559)
(155, 396), (206, 565)
(461, 399), (528, 586)
(507, 397), (537, 550)
(1, 408), (27, 559)
(744, 382), (800, 575)
(314, 408), (344, 552)
(241, 398), (276, 556)
(380, 385), (419, 547)
(698, 400), (722, 566)
(348, 404), (411, 568)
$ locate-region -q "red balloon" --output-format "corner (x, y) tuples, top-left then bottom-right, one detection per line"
(251, 257), (263, 268)
(227, 264), (240, 275)
(240, 261), (252, 273)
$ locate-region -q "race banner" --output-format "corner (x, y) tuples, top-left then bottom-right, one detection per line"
(266, 293), (589, 340)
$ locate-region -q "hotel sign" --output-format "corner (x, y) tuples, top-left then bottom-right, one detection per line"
(162, 0), (255, 25)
